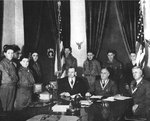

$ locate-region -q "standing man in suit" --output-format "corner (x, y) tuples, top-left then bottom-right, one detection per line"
(57, 67), (89, 97)
(129, 66), (150, 118)
(29, 51), (42, 84)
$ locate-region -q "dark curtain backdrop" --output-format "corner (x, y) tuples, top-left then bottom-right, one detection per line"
(23, 0), (57, 56)
(23, 0), (58, 83)
(115, 0), (139, 57)
(23, 0), (70, 83)
(23, 0), (70, 55)
(0, 0), (3, 52)
(61, 1), (70, 47)
(85, 0), (109, 58)
(99, 1), (128, 65)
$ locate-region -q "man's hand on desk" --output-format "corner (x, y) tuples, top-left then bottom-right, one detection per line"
(125, 84), (130, 90)
(85, 92), (91, 97)
(85, 92), (92, 100)
(132, 104), (138, 113)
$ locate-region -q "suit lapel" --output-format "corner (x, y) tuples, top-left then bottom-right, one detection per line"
(66, 78), (72, 89)
(73, 78), (78, 89)
(132, 80), (144, 94)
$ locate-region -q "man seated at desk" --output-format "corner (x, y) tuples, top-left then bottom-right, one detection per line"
(57, 67), (89, 98)
(126, 66), (150, 119)
(86, 67), (118, 121)
(86, 67), (118, 97)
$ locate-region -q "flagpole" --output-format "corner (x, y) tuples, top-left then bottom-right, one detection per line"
(54, 0), (62, 78)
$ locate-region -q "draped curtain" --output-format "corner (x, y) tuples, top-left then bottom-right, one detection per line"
(23, 0), (57, 55)
(0, 0), (3, 52)
(23, 0), (59, 82)
(115, 0), (139, 58)
(85, 0), (109, 58)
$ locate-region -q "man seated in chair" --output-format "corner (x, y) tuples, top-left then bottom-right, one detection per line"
(57, 67), (89, 98)
(85, 67), (118, 97)
(127, 66), (150, 119)
(86, 67), (118, 121)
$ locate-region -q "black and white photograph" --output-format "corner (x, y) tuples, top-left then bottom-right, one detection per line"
(0, 0), (150, 121)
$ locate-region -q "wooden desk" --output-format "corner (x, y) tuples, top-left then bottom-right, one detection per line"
(1, 97), (131, 121)
(0, 102), (53, 121)
(87, 99), (131, 121)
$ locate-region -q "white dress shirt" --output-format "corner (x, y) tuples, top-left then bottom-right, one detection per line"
(68, 77), (75, 88)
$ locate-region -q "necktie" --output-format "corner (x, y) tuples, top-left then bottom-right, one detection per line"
(134, 82), (137, 88)
(102, 81), (105, 87)
(132, 82), (137, 90)
(71, 79), (74, 86)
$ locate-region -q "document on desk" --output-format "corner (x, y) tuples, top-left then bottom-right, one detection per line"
(102, 96), (116, 102)
(52, 104), (69, 112)
(114, 95), (132, 100)
(80, 100), (93, 107)
(90, 95), (103, 99)
(59, 115), (79, 121)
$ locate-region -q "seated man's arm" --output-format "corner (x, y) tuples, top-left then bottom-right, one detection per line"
(57, 79), (63, 95)
(57, 79), (70, 97)
(80, 77), (90, 96)
(133, 82), (150, 114)
(144, 83), (150, 107)
(111, 81), (118, 95)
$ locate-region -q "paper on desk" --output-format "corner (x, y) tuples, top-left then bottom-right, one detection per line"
(90, 95), (103, 99)
(80, 100), (93, 107)
(52, 104), (69, 112)
(114, 95), (132, 100)
(59, 115), (79, 121)
(26, 114), (44, 121)
(102, 96), (116, 102)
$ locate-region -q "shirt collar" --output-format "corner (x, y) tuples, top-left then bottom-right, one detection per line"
(68, 77), (75, 82)
(4, 58), (12, 64)
(136, 77), (143, 85)
(101, 79), (109, 83)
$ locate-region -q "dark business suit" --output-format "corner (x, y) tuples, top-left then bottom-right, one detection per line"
(93, 79), (118, 97)
(29, 60), (42, 84)
(88, 79), (117, 121)
(130, 79), (150, 117)
(57, 76), (88, 96)
(124, 61), (136, 85)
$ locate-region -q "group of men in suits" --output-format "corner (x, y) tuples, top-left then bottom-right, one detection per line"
(57, 65), (150, 120)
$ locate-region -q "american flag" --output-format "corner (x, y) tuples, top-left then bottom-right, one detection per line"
(54, 0), (64, 78)
(136, 0), (145, 69)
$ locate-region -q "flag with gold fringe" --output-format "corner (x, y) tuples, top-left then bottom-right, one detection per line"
(136, 0), (145, 69)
